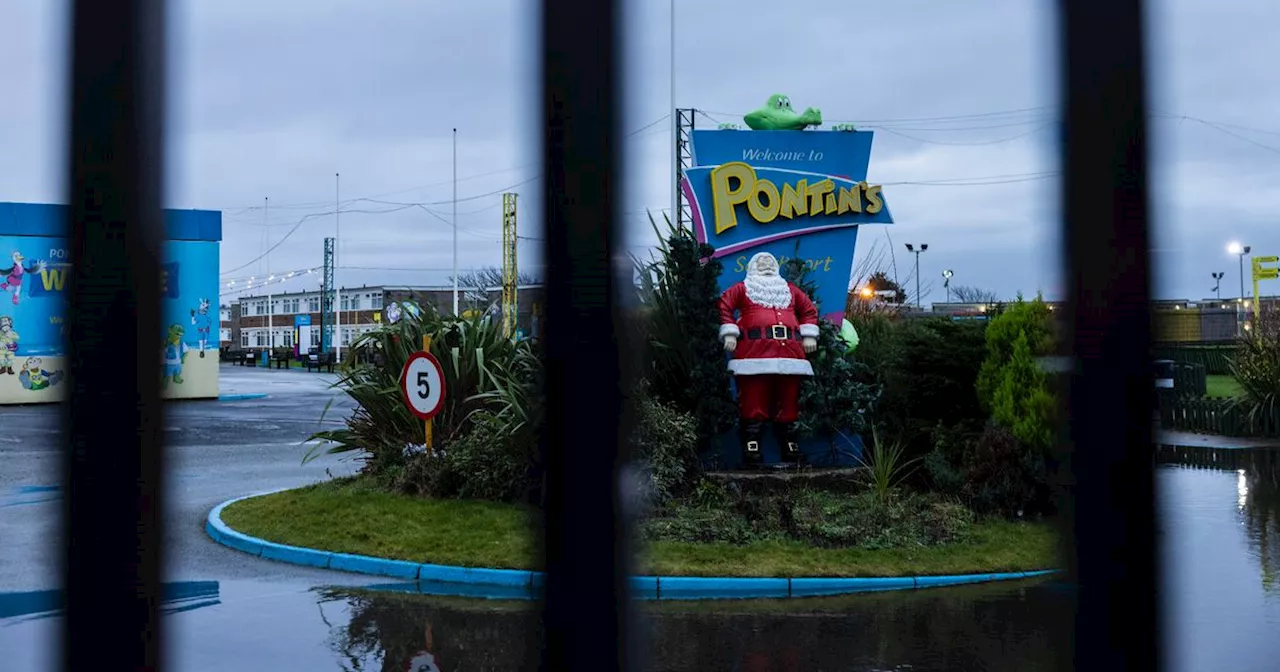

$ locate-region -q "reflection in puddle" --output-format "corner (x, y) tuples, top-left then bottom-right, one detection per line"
(0, 581), (221, 623)
(317, 578), (1068, 671)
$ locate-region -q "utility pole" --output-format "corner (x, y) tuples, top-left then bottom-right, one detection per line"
(942, 269), (953, 303)
(1229, 242), (1251, 332)
(453, 128), (459, 317)
(670, 0), (677, 233)
(335, 173), (342, 364)
(1212, 271), (1224, 300)
(265, 197), (272, 354)
(905, 243), (928, 308)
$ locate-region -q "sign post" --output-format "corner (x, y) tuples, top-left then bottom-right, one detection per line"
(1252, 255), (1279, 325)
(401, 336), (447, 454)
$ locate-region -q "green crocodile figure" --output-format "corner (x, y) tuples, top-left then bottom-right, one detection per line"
(744, 94), (823, 131)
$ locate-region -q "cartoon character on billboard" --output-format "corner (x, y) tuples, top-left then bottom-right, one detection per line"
(19, 357), (63, 391)
(161, 324), (191, 387)
(190, 297), (213, 357)
(0, 316), (19, 375)
(0, 251), (47, 306)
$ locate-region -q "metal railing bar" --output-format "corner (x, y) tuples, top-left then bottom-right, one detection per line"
(60, 0), (168, 670)
(1058, 0), (1160, 669)
(537, 0), (637, 668)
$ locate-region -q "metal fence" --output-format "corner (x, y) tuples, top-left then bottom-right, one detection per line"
(59, 0), (1154, 670)
(1160, 398), (1280, 438)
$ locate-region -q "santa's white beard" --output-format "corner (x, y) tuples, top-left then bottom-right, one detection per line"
(744, 272), (792, 308)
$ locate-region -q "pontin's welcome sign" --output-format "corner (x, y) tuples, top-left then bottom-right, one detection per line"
(681, 129), (894, 322)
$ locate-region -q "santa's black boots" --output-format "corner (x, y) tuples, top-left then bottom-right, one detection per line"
(739, 421), (765, 469)
(776, 422), (804, 464)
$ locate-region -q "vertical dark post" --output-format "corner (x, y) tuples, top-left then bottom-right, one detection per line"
(1058, 0), (1158, 669)
(61, 0), (167, 670)
(539, 0), (635, 668)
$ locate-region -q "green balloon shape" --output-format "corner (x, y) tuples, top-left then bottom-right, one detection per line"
(840, 319), (860, 353)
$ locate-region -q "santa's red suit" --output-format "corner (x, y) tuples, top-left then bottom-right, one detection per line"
(717, 252), (820, 464)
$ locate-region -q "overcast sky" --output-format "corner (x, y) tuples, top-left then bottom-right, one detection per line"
(2, 0), (1278, 304)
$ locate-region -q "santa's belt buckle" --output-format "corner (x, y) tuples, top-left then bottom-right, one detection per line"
(770, 325), (789, 340)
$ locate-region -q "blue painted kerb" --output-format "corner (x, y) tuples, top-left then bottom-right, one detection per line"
(207, 491), (1062, 601)
(217, 393), (268, 402)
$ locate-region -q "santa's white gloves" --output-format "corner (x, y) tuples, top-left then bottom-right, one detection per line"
(723, 335), (738, 352)
(802, 337), (817, 354)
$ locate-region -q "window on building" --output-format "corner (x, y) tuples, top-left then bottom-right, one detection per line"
(308, 297), (320, 313)
(310, 329), (321, 347)
(220, 329), (230, 342)
(350, 295), (361, 310)
(241, 333), (249, 347)
(371, 294), (383, 309)
(254, 331), (264, 347)
(340, 295), (349, 311)
(284, 331), (293, 347)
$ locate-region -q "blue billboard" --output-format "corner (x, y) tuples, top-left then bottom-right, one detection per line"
(680, 128), (893, 468)
(0, 202), (222, 402)
(681, 129), (893, 321)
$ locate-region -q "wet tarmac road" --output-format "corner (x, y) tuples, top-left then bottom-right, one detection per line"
(0, 364), (1074, 671)
(0, 365), (369, 592)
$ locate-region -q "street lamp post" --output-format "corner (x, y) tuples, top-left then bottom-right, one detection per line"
(1212, 271), (1225, 300)
(905, 243), (927, 308)
(1229, 242), (1252, 331)
(942, 269), (954, 303)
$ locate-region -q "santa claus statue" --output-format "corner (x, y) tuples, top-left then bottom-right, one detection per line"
(718, 251), (820, 466)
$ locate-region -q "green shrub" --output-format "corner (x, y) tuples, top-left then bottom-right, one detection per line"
(629, 390), (700, 504)
(1229, 317), (1280, 429)
(780, 253), (882, 448)
(306, 304), (542, 485)
(962, 423), (1050, 516)
(976, 293), (1056, 408)
(871, 317), (989, 443)
(641, 488), (975, 550)
(922, 422), (972, 496)
(633, 212), (737, 452)
(988, 333), (1057, 452)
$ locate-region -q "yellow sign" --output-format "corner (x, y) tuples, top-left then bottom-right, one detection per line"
(1252, 254), (1279, 315)
(374, 311), (382, 323)
(708, 162), (884, 235)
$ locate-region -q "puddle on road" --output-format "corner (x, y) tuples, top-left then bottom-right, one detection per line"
(0, 578), (1068, 671)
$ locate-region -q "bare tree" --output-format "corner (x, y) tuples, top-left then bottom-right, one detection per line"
(951, 285), (1000, 303)
(450, 266), (540, 290)
(449, 266), (541, 316)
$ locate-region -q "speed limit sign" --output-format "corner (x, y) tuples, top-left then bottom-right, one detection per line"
(400, 351), (447, 420)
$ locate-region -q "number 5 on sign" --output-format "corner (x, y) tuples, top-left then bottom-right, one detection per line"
(400, 347), (447, 450)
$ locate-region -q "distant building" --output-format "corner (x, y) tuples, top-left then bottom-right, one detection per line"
(230, 284), (545, 352)
(219, 304), (235, 350)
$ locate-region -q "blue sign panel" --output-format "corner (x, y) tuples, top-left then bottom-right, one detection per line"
(0, 203), (221, 402)
(682, 129), (894, 323)
(682, 130), (893, 467)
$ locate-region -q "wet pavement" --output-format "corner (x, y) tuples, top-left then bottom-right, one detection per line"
(0, 365), (367, 591)
(8, 370), (1280, 669)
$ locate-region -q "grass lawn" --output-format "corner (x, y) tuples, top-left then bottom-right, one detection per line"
(220, 477), (1061, 578)
(1206, 374), (1244, 398)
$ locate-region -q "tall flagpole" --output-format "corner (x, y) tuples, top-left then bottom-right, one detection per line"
(671, 0), (677, 231)
(265, 197), (272, 353)
(335, 173), (342, 364)
(458, 128), (463, 317)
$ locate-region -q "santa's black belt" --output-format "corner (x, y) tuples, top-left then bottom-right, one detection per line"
(746, 325), (796, 340)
